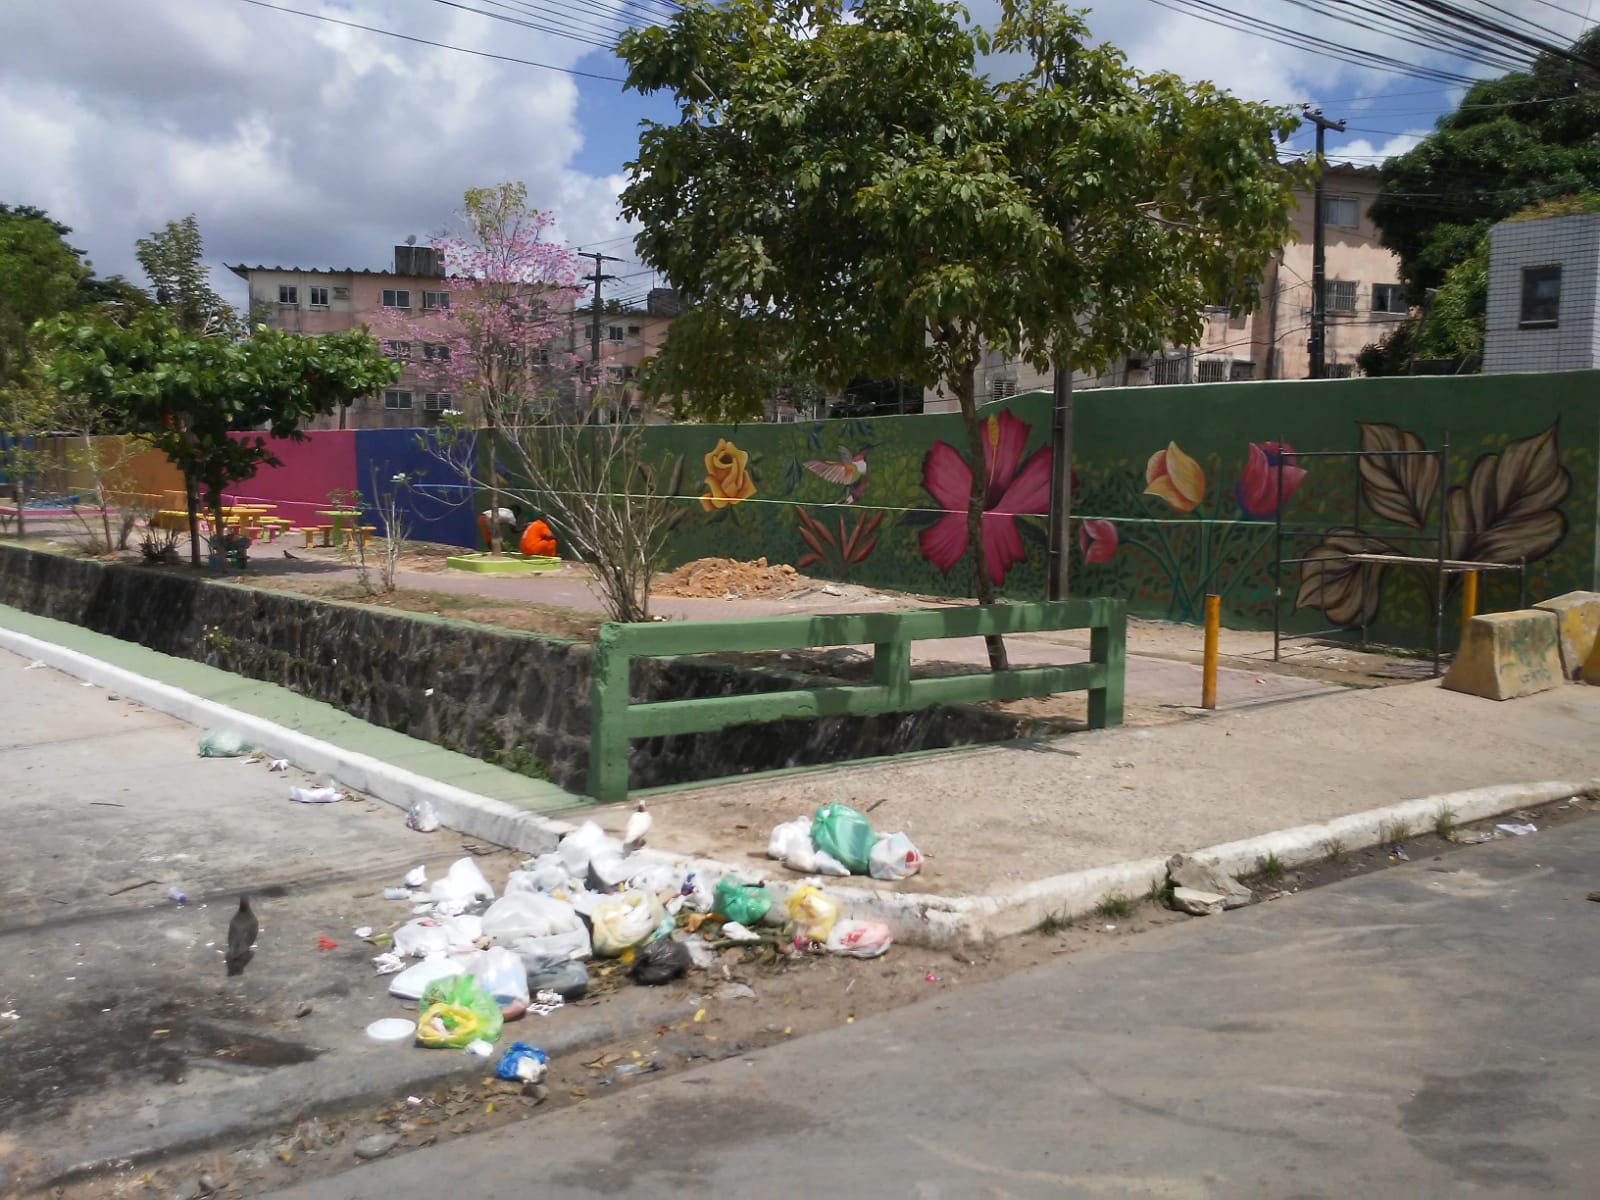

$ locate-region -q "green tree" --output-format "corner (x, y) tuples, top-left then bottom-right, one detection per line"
(136, 214), (241, 337)
(619, 0), (1299, 665)
(1370, 27), (1600, 298)
(40, 313), (398, 566)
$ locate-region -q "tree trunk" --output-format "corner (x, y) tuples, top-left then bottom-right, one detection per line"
(83, 432), (113, 553)
(955, 358), (1008, 671)
(184, 472), (202, 567)
(209, 487), (227, 570)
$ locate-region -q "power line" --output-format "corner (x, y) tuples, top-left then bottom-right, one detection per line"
(228, 0), (629, 82)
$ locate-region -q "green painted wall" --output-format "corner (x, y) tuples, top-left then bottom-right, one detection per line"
(516, 370), (1600, 650)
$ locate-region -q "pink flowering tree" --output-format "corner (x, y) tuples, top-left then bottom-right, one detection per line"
(373, 183), (586, 547)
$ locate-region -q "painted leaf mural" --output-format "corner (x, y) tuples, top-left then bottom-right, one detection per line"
(1294, 531), (1394, 627)
(1447, 423), (1569, 565)
(1358, 423), (1439, 528)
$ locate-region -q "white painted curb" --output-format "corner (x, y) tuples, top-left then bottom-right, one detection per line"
(8, 622), (1595, 951)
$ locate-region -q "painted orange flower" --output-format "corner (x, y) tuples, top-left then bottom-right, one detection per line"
(1144, 441), (1205, 512)
(700, 438), (757, 511)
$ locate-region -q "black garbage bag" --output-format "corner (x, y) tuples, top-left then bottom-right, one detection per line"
(629, 938), (692, 986)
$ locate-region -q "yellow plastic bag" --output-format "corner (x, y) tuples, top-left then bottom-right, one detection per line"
(785, 885), (840, 943)
(416, 974), (504, 1048)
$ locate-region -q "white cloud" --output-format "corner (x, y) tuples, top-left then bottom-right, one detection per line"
(0, 0), (638, 307)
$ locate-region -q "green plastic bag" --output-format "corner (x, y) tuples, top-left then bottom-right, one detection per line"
(812, 803), (874, 875)
(713, 876), (773, 926)
(416, 973), (503, 1048)
(198, 728), (252, 758)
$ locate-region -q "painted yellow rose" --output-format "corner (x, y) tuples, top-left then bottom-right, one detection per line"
(1144, 441), (1205, 512)
(699, 438), (757, 511)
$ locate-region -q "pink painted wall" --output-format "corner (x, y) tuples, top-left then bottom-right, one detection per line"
(222, 432), (358, 530)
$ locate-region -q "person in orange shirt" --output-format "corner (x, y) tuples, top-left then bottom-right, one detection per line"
(520, 518), (558, 558)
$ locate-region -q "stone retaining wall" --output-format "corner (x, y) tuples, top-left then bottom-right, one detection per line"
(0, 546), (1032, 795)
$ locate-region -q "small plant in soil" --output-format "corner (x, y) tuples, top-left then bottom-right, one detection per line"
(1146, 877), (1173, 905)
(1033, 910), (1071, 936)
(1324, 836), (1347, 863)
(1096, 893), (1136, 920)
(1380, 817), (1411, 845)
(1253, 852), (1286, 881)
(1433, 806), (1458, 841)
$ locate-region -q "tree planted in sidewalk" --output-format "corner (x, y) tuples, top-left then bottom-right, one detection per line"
(619, 0), (1300, 667)
(40, 312), (398, 566)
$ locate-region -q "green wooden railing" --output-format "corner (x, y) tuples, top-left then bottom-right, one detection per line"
(587, 598), (1126, 802)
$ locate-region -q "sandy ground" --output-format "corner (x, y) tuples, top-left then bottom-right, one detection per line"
(586, 681), (1600, 895)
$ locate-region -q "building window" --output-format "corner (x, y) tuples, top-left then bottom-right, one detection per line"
(1372, 283), (1406, 314)
(987, 378), (1017, 403)
(278, 285), (299, 305)
(535, 347), (551, 366)
(381, 289), (411, 309)
(423, 290), (450, 310)
(384, 389), (413, 410)
(1152, 356), (1190, 385)
(422, 342), (450, 362)
(1322, 195), (1359, 228)
(627, 324), (641, 336)
(606, 325), (625, 343)
(1196, 359), (1228, 384)
(307, 286), (330, 308)
(1519, 265), (1561, 327)
(1330, 363), (1356, 379)
(1230, 360), (1255, 382)
(422, 393), (452, 412)
(1326, 280), (1358, 314)
(333, 286), (350, 300)
(384, 340), (411, 360)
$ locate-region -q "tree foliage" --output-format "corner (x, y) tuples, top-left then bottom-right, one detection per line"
(618, 0), (1300, 660)
(40, 313), (398, 565)
(136, 214), (241, 337)
(1370, 27), (1600, 298)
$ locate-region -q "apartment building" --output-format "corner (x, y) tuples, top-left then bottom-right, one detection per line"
(926, 163), (1408, 411)
(229, 248), (678, 428)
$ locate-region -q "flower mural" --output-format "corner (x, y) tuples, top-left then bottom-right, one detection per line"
(796, 507), (883, 573)
(918, 410), (1052, 586)
(1235, 442), (1307, 519)
(699, 438), (756, 511)
(1144, 442), (1205, 512)
(1078, 519), (1118, 564)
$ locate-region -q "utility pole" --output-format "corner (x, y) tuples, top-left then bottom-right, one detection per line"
(1303, 107), (1345, 381)
(581, 250), (622, 417)
(1046, 361), (1073, 601)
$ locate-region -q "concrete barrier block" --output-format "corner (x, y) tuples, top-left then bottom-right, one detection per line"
(1584, 636), (1600, 686)
(1533, 590), (1600, 680)
(1442, 609), (1562, 701)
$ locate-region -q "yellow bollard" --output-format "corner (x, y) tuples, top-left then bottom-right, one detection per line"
(1461, 570), (1479, 626)
(1202, 593), (1220, 710)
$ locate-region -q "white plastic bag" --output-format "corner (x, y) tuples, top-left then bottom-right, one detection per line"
(768, 816), (812, 860)
(459, 946), (530, 1010)
(625, 861), (682, 896)
(436, 913), (483, 952)
(508, 929), (592, 971)
(557, 821), (616, 875)
(393, 918), (451, 959)
(869, 832), (925, 881)
(430, 857), (494, 911)
(810, 846), (851, 876)
(406, 799), (441, 833)
(289, 785), (341, 804)
(482, 892), (583, 943)
(825, 919), (893, 958)
(513, 854), (575, 895)
(590, 890), (667, 957)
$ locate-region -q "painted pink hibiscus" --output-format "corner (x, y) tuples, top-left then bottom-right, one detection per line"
(919, 410), (1053, 586)
(1078, 519), (1118, 563)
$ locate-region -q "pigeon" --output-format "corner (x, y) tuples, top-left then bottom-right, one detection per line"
(624, 801), (652, 852)
(226, 895), (258, 977)
(283, 550), (299, 560)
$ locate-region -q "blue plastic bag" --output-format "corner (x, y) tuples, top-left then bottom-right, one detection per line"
(494, 1041), (548, 1083)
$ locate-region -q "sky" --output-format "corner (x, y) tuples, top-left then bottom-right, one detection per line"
(0, 0), (1594, 312)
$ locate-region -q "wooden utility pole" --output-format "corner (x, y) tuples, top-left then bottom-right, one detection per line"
(1303, 107), (1346, 380)
(581, 250), (622, 417)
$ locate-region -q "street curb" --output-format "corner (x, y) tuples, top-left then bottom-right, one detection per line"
(8, 623), (1596, 954)
(0, 626), (582, 856)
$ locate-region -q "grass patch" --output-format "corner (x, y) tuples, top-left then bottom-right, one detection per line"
(1095, 893), (1137, 920)
(1033, 910), (1072, 936)
(1253, 852), (1286, 881)
(1433, 806), (1458, 840)
(1380, 817), (1411, 845)
(1325, 836), (1348, 863)
(1146, 877), (1173, 906)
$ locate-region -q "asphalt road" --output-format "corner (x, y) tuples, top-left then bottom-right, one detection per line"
(284, 810), (1600, 1200)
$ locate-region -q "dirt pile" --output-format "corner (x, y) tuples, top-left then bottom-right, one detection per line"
(655, 556), (802, 599)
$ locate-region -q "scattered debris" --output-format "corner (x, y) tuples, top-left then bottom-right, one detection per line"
(290, 786), (342, 804)
(406, 799), (441, 833)
(404, 864), (428, 888)
(1456, 830), (1495, 845)
(630, 938), (692, 985)
(317, 936), (339, 950)
(1496, 822), (1538, 836)
(268, 759), (290, 772)
(713, 981), (756, 1001)
(769, 804), (922, 880)
(365, 1018), (415, 1042)
(721, 921), (762, 943)
(1391, 844), (1410, 862)
(494, 1042), (548, 1084)
(353, 1133), (401, 1160)
(1166, 853), (1253, 909)
(371, 952), (405, 976)
(1171, 886), (1228, 916)
(198, 728), (253, 758)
